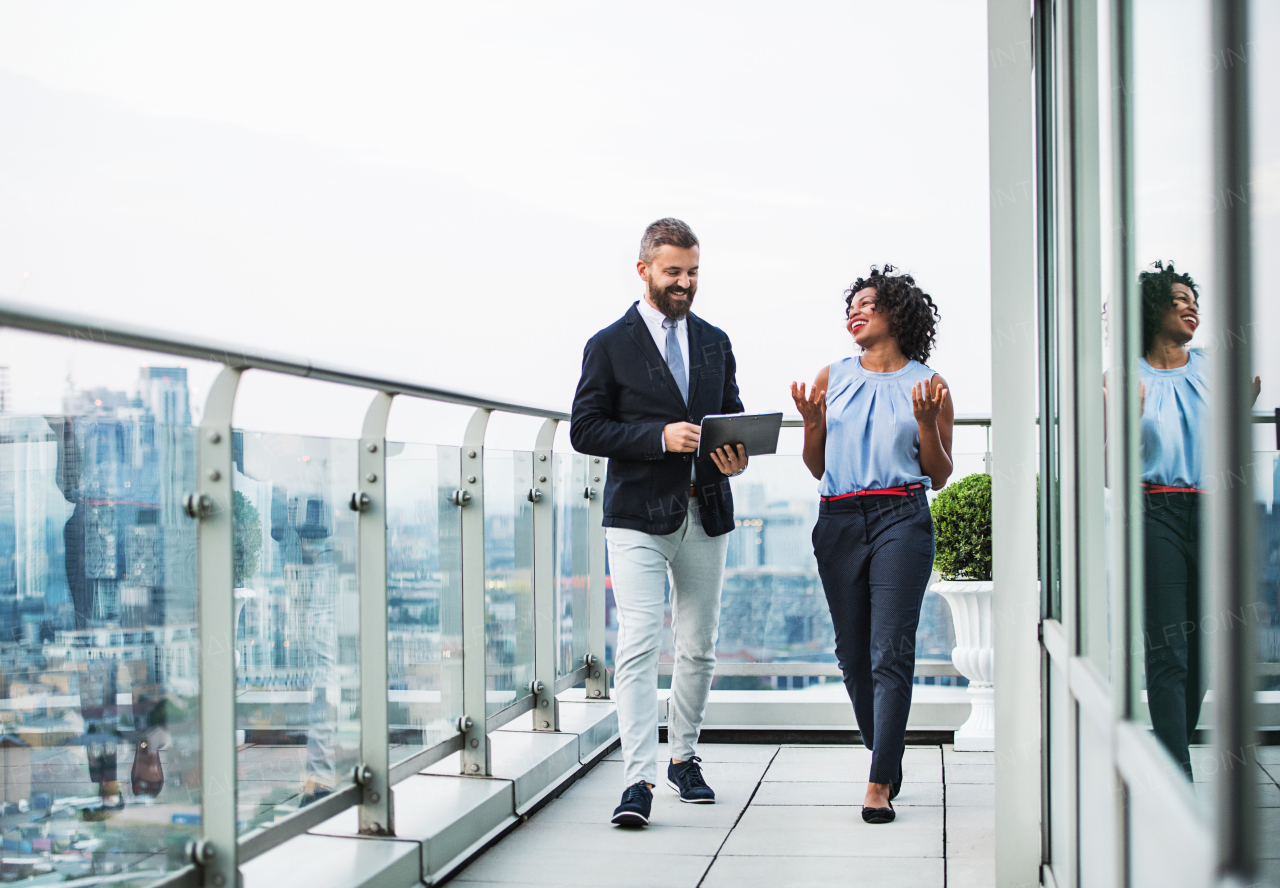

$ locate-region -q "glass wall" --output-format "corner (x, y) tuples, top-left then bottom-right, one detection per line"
(1127, 0), (1216, 797)
(1248, 0), (1280, 873)
(1036, 0), (1274, 883)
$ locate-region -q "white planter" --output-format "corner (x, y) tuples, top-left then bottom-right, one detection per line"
(932, 579), (995, 752)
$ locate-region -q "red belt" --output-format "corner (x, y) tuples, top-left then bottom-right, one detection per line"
(822, 483), (926, 502)
(1143, 483), (1203, 494)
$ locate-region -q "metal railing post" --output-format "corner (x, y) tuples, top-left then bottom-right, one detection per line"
(355, 392), (395, 834)
(459, 408), (491, 774)
(531, 420), (560, 730)
(191, 366), (242, 888)
(584, 456), (609, 699)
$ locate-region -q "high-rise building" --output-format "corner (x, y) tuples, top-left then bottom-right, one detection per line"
(138, 367), (191, 426)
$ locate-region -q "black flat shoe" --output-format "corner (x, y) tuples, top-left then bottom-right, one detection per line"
(889, 762), (904, 801)
(861, 802), (895, 824)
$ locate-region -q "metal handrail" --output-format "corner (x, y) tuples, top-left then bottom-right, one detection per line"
(0, 298), (570, 421)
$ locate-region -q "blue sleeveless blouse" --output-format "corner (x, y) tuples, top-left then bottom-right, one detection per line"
(820, 357), (938, 496)
(1139, 351), (1208, 488)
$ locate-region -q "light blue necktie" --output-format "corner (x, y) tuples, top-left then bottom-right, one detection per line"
(663, 319), (688, 404)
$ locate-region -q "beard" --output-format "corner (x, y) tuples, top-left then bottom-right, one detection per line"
(648, 278), (697, 321)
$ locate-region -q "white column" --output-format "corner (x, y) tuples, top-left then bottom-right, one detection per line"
(987, 2), (1042, 886)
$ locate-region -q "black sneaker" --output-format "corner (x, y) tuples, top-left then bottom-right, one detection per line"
(611, 781), (653, 826)
(666, 756), (715, 804)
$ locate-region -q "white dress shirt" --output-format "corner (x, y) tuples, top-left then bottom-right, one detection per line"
(635, 297), (690, 460)
(635, 296), (689, 389)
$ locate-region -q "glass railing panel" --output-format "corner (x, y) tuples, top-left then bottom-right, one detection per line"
(1255, 450), (1279, 670)
(0, 329), (212, 881)
(232, 432), (360, 834)
(483, 451), (534, 717)
(612, 454), (965, 691)
(384, 443), (462, 765)
(553, 454), (590, 677)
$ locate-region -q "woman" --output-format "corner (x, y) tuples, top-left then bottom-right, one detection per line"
(1137, 261), (1208, 780)
(791, 265), (953, 824)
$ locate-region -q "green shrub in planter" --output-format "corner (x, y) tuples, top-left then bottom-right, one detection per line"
(930, 473), (992, 581)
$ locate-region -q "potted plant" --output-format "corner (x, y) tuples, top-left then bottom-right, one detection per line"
(930, 473), (994, 751)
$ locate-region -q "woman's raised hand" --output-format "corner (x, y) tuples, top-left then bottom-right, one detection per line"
(912, 380), (949, 425)
(791, 381), (827, 427)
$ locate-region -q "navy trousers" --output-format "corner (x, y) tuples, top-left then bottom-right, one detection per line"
(812, 491), (934, 785)
(1142, 491), (1203, 780)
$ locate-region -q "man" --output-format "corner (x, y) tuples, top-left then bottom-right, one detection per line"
(570, 218), (747, 826)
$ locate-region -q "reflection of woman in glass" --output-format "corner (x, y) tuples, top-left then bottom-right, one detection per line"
(1139, 261), (1208, 779)
(791, 266), (953, 824)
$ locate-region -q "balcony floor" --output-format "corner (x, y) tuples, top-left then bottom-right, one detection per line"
(453, 742), (995, 888)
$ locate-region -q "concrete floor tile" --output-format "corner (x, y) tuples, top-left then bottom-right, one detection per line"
(1255, 746), (1280, 765)
(701, 854), (944, 888)
(946, 783), (995, 806)
(605, 742), (779, 763)
(765, 760), (943, 784)
(723, 823), (943, 859)
(946, 824), (997, 859)
(455, 850), (712, 886)
(534, 780), (755, 828)
(948, 807), (995, 830)
(722, 803), (943, 858)
(773, 745), (939, 765)
(948, 857), (996, 887)
(1256, 783), (1280, 807)
(752, 780), (943, 807)
(737, 802), (943, 831)
(943, 745), (995, 766)
(942, 763), (995, 783)
(558, 761), (766, 798)
(489, 819), (727, 857)
(774, 745), (871, 764)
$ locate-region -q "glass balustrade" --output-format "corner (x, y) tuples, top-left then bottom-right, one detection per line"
(0, 329), (214, 881)
(0, 308), (1022, 886)
(384, 443), (463, 766)
(232, 432), (361, 834)
(599, 453), (989, 691)
(553, 453), (591, 679)
(482, 451), (534, 718)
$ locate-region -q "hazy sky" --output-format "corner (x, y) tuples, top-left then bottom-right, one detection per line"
(0, 1), (995, 452)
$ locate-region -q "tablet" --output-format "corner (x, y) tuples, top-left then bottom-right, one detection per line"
(696, 412), (784, 459)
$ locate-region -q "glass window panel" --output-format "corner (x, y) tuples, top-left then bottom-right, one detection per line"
(0, 329), (213, 881)
(553, 453), (590, 678)
(233, 432), (359, 834)
(1128, 0), (1215, 800)
(384, 443), (463, 765)
(483, 451), (534, 718)
(1249, 0), (1280, 864)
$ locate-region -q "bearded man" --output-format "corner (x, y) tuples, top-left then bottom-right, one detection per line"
(570, 217), (748, 826)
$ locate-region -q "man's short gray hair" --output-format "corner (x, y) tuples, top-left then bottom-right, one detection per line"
(639, 218), (699, 264)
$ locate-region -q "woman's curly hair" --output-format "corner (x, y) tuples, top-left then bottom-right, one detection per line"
(1139, 260), (1198, 353)
(844, 265), (941, 364)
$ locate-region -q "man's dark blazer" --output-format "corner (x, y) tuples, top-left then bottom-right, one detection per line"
(570, 302), (744, 537)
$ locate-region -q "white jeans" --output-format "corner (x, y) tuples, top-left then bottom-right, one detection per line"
(607, 504), (729, 788)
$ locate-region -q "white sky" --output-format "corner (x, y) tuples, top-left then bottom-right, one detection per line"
(2, 2), (996, 452)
